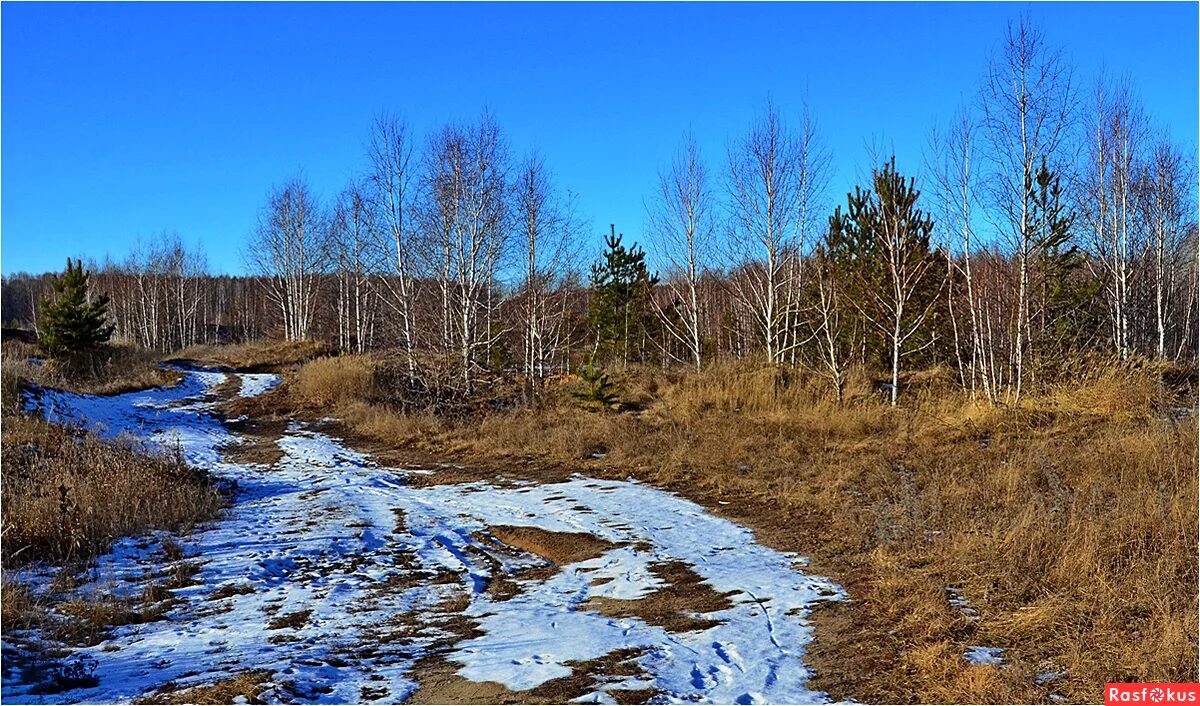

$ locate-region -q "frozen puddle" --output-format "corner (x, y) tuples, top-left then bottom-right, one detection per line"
(6, 369), (843, 704)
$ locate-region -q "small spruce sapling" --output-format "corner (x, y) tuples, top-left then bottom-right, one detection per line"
(38, 259), (116, 362)
(574, 359), (619, 408)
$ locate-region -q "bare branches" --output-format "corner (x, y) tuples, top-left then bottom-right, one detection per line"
(367, 114), (419, 372)
(648, 133), (713, 370)
(724, 100), (804, 364)
(515, 151), (580, 396)
(979, 15), (1076, 401)
(246, 176), (330, 342)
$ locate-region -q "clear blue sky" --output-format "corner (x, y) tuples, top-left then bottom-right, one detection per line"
(2, 1), (1196, 276)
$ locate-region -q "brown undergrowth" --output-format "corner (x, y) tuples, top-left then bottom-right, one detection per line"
(278, 353), (1197, 704)
(3, 342), (181, 403)
(1, 341), (226, 687)
(166, 339), (332, 372)
(139, 670), (275, 704)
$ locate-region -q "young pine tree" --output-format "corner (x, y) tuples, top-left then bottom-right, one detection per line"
(1029, 159), (1101, 361)
(588, 226), (659, 366)
(826, 158), (947, 405)
(38, 259), (116, 361)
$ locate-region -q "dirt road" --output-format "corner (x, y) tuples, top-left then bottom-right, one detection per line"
(4, 369), (842, 704)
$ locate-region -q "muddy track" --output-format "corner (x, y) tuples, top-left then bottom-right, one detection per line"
(3, 369), (843, 705)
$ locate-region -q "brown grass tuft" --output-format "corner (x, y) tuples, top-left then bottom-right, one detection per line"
(2, 415), (224, 567)
(291, 354), (375, 407)
(140, 670), (274, 705)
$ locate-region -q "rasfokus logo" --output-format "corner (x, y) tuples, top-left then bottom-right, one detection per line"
(1106, 684), (1200, 704)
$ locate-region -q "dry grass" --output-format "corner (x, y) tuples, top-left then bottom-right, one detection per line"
(2, 340), (227, 673)
(54, 587), (176, 646)
(292, 354), (375, 407)
(1, 574), (39, 630)
(140, 671), (274, 705)
(266, 609), (313, 630)
(166, 339), (332, 372)
(2, 343), (180, 415)
(1, 415), (225, 567)
(586, 561), (734, 633)
(287, 352), (1198, 703)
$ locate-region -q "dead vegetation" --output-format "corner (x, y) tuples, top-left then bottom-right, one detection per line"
(486, 525), (616, 566)
(2, 342), (180, 406)
(139, 670), (275, 705)
(1, 341), (226, 683)
(1, 414), (224, 567)
(586, 561), (734, 633)
(266, 609), (313, 630)
(407, 647), (654, 705)
(281, 352), (1198, 703)
(166, 339), (332, 372)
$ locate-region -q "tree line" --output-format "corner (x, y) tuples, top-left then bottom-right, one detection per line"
(3, 18), (1195, 406)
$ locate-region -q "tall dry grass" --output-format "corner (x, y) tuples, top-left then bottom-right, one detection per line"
(292, 354), (375, 407)
(1, 415), (225, 567)
(1, 347), (224, 565)
(2, 342), (180, 405)
(286, 352), (1197, 703)
(166, 339), (332, 372)
(2, 341), (226, 652)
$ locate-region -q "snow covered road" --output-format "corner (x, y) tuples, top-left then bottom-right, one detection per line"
(4, 369), (842, 704)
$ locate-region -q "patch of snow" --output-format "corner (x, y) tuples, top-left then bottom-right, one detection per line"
(238, 373), (281, 398)
(7, 369), (844, 705)
(945, 586), (979, 620)
(964, 646), (1004, 666)
(411, 477), (844, 702)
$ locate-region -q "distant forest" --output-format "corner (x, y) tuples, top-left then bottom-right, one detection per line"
(4, 19), (1196, 405)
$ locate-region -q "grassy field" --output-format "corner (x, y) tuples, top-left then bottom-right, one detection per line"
(275, 351), (1198, 704)
(2, 339), (1194, 703)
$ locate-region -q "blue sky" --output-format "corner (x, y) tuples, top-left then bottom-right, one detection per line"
(2, 1), (1196, 276)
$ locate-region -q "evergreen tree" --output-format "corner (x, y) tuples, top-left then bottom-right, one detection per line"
(38, 259), (115, 360)
(1029, 158), (1101, 359)
(588, 226), (659, 365)
(825, 158), (948, 403)
(574, 358), (620, 408)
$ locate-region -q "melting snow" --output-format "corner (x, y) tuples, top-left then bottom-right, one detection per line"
(963, 646), (1004, 666)
(239, 373), (281, 398)
(6, 369), (843, 704)
(945, 586), (979, 620)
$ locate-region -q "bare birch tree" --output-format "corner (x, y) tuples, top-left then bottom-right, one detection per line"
(647, 133), (714, 370)
(1081, 75), (1150, 359)
(246, 177), (329, 342)
(980, 16), (1075, 401)
(424, 113), (512, 394)
(367, 115), (420, 372)
(806, 244), (849, 401)
(930, 108), (996, 403)
(514, 151), (578, 400)
(1138, 137), (1195, 359)
(725, 101), (802, 364)
(331, 181), (383, 353)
